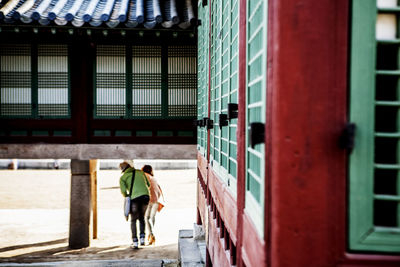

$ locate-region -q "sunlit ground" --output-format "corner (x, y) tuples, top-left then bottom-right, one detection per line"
(0, 169), (197, 262)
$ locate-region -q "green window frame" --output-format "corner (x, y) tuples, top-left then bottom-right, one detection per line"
(209, 0), (222, 172)
(245, 0), (267, 236)
(197, 1), (210, 157)
(209, 0), (239, 195)
(349, 0), (400, 253)
(0, 43), (71, 119)
(94, 44), (197, 119)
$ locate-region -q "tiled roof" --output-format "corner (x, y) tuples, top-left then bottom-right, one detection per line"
(0, 0), (196, 29)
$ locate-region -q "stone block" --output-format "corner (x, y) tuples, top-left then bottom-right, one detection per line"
(179, 229), (193, 239)
(69, 174), (91, 248)
(193, 223), (205, 240)
(178, 229), (205, 267)
(71, 159), (90, 174)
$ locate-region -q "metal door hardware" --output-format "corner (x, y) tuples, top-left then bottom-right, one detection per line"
(227, 103), (238, 120)
(339, 123), (356, 153)
(194, 119), (205, 127)
(203, 117), (214, 129)
(219, 114), (228, 129)
(249, 122), (265, 148)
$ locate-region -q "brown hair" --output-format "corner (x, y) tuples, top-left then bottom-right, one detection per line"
(142, 165), (153, 176)
(119, 162), (130, 173)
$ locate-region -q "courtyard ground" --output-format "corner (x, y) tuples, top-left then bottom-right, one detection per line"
(0, 168), (197, 263)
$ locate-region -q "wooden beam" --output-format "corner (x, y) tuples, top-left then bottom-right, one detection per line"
(0, 144), (197, 159)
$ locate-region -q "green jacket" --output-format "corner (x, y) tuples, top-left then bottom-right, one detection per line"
(119, 168), (150, 199)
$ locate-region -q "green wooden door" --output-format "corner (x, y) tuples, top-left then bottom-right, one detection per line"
(208, 0), (239, 195)
(349, 0), (400, 253)
(197, 1), (209, 157)
(245, 0), (268, 236)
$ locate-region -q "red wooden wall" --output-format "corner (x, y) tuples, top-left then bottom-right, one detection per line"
(196, 0), (400, 266)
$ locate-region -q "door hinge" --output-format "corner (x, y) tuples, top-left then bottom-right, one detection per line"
(227, 103), (238, 120)
(203, 117), (213, 130)
(249, 122), (265, 148)
(219, 114), (228, 129)
(340, 123), (356, 153)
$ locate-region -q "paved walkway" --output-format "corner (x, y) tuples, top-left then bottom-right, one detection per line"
(0, 169), (197, 264)
(0, 259), (178, 266)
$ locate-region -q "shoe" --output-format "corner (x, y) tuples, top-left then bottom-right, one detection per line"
(140, 236), (145, 246)
(131, 240), (139, 249)
(148, 234), (155, 245)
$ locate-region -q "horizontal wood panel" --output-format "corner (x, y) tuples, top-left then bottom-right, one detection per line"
(208, 165), (238, 244)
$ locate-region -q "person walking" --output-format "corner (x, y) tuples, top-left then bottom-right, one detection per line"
(119, 160), (150, 249)
(142, 165), (164, 245)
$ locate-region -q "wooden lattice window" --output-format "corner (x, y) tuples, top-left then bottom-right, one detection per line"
(0, 43), (70, 119)
(208, 0), (239, 194)
(349, 0), (400, 253)
(197, 0), (209, 156)
(245, 0), (267, 236)
(94, 44), (197, 119)
(168, 46), (197, 117)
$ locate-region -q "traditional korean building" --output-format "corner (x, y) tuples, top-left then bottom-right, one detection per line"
(0, 0), (197, 144)
(0, 0), (198, 250)
(195, 0), (400, 266)
(1, 0), (400, 266)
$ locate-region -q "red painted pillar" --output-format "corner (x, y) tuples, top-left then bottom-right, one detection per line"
(269, 0), (348, 265)
(236, 0), (247, 265)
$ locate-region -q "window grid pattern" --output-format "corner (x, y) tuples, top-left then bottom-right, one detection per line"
(208, 0), (238, 192)
(0, 44), (32, 117)
(210, 0), (222, 171)
(168, 46), (197, 117)
(245, 0), (267, 236)
(38, 44), (69, 117)
(197, 1), (209, 156)
(95, 45), (126, 117)
(228, 0), (239, 180)
(0, 43), (70, 118)
(349, 0), (400, 252)
(94, 44), (197, 119)
(132, 46), (162, 117)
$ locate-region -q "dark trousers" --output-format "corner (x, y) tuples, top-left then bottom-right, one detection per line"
(130, 195), (150, 241)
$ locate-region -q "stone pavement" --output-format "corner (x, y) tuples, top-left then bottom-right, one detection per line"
(0, 259), (178, 267)
(0, 169), (200, 266)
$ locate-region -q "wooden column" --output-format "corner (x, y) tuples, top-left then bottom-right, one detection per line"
(90, 159), (98, 239)
(269, 0), (348, 265)
(236, 0), (247, 265)
(70, 42), (92, 143)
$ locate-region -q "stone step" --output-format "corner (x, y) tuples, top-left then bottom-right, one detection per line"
(178, 229), (206, 267)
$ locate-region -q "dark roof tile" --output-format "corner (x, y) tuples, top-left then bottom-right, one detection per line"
(0, 0), (197, 29)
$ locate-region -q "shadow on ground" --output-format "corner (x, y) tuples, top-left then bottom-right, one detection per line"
(0, 239), (178, 263)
